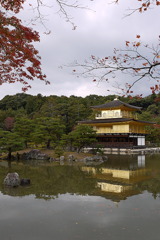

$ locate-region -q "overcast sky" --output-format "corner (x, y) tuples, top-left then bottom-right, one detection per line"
(0, 0), (159, 100)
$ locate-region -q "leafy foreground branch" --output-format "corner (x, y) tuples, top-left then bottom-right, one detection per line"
(0, 0), (49, 91)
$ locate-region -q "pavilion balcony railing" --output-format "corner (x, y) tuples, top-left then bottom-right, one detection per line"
(96, 130), (147, 134)
(96, 113), (138, 119)
(92, 142), (134, 148)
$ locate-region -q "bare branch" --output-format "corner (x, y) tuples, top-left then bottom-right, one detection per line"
(55, 0), (91, 30)
(25, 0), (91, 31)
(69, 36), (160, 95)
(113, 0), (160, 16)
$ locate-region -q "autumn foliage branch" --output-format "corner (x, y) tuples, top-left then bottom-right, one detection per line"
(0, 0), (50, 91)
(114, 0), (160, 15)
(71, 35), (160, 96)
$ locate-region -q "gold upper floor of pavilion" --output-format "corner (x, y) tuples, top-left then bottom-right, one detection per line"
(92, 98), (141, 120)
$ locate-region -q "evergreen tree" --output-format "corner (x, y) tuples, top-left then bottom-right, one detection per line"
(0, 130), (24, 160)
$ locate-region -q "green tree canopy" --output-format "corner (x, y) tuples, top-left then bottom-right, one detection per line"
(0, 130), (24, 160)
(31, 117), (65, 149)
(66, 125), (97, 153)
(14, 118), (35, 148)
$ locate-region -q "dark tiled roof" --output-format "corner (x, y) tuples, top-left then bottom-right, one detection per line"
(79, 118), (154, 124)
(91, 100), (142, 110)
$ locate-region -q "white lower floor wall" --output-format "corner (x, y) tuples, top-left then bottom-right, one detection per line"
(138, 136), (145, 146)
(129, 135), (145, 146)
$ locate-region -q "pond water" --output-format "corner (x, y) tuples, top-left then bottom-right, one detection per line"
(0, 154), (160, 240)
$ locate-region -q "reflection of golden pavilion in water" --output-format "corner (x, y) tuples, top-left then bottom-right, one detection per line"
(82, 156), (151, 201)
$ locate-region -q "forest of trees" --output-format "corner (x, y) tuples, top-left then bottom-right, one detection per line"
(0, 92), (160, 159)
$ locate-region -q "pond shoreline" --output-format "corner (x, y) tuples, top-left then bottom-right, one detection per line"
(84, 147), (160, 155)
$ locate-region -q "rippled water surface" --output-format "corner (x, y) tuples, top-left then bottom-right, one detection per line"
(0, 154), (160, 240)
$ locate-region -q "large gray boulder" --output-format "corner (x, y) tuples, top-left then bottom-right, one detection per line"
(4, 172), (20, 187)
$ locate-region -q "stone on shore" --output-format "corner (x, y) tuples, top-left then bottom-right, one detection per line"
(21, 149), (50, 160)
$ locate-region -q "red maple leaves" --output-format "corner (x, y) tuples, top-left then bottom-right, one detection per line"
(150, 85), (160, 93)
(0, 0), (49, 91)
(0, 0), (25, 13)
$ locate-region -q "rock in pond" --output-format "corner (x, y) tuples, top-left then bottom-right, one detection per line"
(4, 172), (20, 187)
(20, 179), (31, 186)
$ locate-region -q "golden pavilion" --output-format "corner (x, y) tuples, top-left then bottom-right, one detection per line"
(79, 98), (153, 148)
